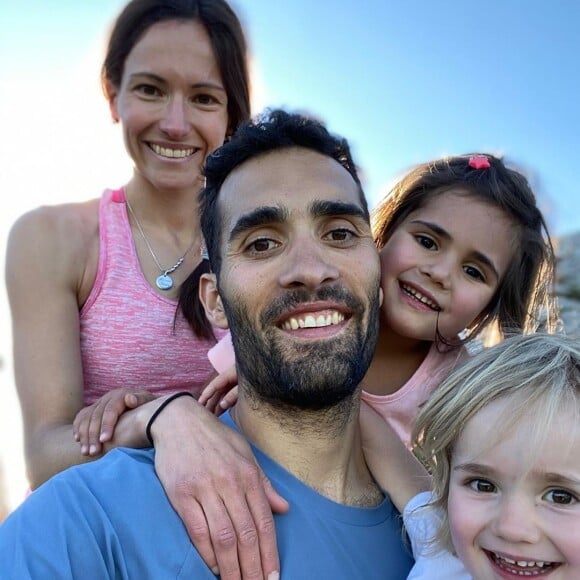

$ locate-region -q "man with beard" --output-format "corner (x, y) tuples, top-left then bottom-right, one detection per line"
(0, 110), (414, 579)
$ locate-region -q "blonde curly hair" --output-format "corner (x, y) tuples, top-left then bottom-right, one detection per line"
(412, 332), (580, 550)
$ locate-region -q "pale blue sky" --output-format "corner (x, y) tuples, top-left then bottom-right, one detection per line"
(0, 0), (578, 510)
(1, 0), (578, 234)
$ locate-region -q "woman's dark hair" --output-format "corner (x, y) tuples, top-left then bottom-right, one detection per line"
(372, 154), (558, 341)
(177, 259), (214, 339)
(102, 0), (250, 134)
(102, 0), (251, 341)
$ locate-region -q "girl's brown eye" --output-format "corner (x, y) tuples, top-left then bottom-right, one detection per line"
(415, 235), (436, 250)
(464, 265), (484, 281)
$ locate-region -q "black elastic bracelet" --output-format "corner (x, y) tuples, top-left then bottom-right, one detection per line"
(145, 392), (195, 446)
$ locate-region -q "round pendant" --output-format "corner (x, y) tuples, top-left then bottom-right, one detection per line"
(156, 274), (174, 291)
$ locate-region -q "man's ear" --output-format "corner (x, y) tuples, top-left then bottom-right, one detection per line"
(200, 273), (228, 329)
(104, 80), (120, 123)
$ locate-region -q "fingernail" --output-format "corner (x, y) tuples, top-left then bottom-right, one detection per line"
(220, 400), (228, 408)
(268, 572), (280, 580)
(99, 432), (106, 442)
(89, 445), (97, 455)
(211, 567), (219, 576)
(81, 445), (88, 454)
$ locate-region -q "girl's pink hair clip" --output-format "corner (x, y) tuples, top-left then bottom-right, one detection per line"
(468, 155), (491, 169)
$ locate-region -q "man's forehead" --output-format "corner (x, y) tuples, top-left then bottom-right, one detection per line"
(218, 147), (365, 226)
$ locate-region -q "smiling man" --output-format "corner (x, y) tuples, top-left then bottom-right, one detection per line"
(0, 110), (414, 579)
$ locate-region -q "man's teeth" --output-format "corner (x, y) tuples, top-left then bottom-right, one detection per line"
(150, 144), (195, 158)
(282, 312), (344, 330)
(402, 284), (440, 310)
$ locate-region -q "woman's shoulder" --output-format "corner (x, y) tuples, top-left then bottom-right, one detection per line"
(12, 197), (99, 234)
(7, 198), (102, 290)
(10, 198), (100, 250)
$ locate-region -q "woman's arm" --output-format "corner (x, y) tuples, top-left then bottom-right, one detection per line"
(73, 388), (157, 454)
(6, 203), (115, 487)
(360, 402), (431, 512)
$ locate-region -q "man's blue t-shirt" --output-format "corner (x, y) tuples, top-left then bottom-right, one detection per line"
(0, 413), (413, 579)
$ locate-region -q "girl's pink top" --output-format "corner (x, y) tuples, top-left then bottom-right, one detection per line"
(208, 332), (235, 374)
(208, 331), (466, 447)
(361, 344), (467, 448)
(79, 188), (225, 405)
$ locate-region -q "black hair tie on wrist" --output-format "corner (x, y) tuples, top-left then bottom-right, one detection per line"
(145, 392), (195, 446)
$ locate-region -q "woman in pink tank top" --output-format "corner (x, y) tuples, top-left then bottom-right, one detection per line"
(6, 2), (286, 577)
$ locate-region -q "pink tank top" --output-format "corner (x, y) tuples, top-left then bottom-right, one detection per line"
(80, 189), (224, 405)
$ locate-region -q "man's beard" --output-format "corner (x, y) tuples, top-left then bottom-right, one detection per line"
(222, 283), (380, 412)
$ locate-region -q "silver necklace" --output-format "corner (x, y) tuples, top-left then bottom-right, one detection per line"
(126, 197), (196, 291)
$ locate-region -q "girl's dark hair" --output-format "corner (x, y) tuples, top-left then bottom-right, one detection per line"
(372, 154), (558, 340)
(102, 0), (250, 135)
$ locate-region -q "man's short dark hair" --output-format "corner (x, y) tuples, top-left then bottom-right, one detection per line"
(200, 109), (369, 278)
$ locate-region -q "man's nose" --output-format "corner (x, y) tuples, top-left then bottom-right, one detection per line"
(278, 239), (340, 290)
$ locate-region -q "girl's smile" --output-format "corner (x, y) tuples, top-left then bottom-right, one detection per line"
(448, 398), (580, 580)
(379, 190), (516, 343)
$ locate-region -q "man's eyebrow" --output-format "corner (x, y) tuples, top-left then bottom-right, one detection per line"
(228, 200), (367, 244)
(310, 200), (367, 221)
(128, 72), (226, 92)
(410, 219), (500, 281)
(228, 206), (289, 242)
